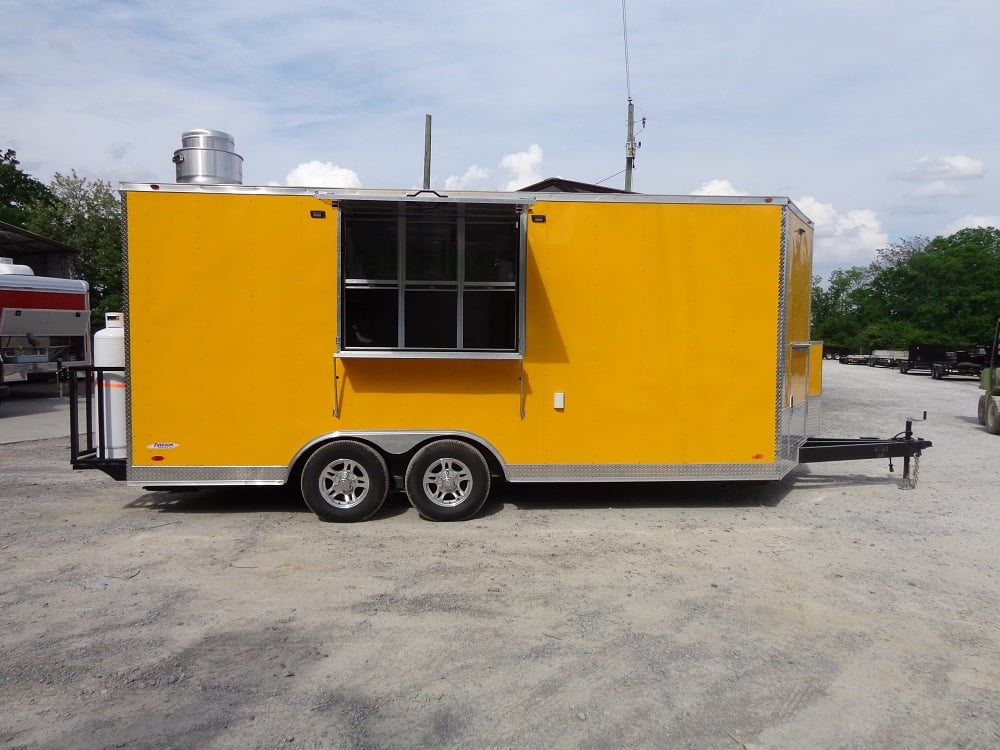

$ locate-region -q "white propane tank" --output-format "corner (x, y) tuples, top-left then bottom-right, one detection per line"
(93, 312), (126, 459)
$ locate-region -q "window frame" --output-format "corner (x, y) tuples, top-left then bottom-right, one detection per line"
(334, 196), (529, 360)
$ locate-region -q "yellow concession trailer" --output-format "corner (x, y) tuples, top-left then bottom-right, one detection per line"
(70, 183), (930, 521)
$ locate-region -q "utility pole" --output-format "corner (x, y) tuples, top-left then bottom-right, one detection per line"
(624, 98), (636, 192)
(423, 114), (432, 190)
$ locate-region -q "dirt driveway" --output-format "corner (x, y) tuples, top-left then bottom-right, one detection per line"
(2, 362), (998, 749)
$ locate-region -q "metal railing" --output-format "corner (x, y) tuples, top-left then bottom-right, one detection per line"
(68, 365), (127, 480)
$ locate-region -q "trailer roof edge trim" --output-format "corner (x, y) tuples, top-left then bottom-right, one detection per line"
(119, 182), (321, 196)
(525, 192), (812, 225)
(117, 183), (812, 224)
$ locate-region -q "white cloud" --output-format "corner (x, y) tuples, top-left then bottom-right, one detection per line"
(909, 180), (966, 198)
(943, 214), (1000, 234)
(797, 196), (889, 272)
(500, 145), (543, 191)
(900, 154), (986, 181)
(284, 161), (361, 188)
(690, 178), (747, 196)
(444, 165), (490, 190)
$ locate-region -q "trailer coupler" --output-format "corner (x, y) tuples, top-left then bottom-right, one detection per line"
(798, 414), (931, 489)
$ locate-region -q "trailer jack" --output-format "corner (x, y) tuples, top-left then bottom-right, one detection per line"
(798, 413), (931, 489)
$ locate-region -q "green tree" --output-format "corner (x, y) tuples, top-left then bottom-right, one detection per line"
(892, 227), (1000, 344)
(812, 228), (1000, 351)
(24, 171), (122, 328)
(854, 320), (923, 353)
(872, 235), (930, 271)
(0, 149), (54, 227)
(811, 265), (880, 350)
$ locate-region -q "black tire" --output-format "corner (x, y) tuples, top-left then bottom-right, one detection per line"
(300, 440), (389, 522)
(977, 395), (988, 426)
(987, 398), (1000, 436)
(404, 439), (491, 521)
(900, 362), (909, 374)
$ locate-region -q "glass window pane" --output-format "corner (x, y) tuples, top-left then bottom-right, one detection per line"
(405, 290), (457, 348)
(465, 216), (518, 282)
(406, 206), (457, 282)
(344, 289), (398, 347)
(343, 210), (397, 281)
(463, 290), (516, 350)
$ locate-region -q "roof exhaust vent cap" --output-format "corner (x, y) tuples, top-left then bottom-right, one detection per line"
(172, 129), (243, 185)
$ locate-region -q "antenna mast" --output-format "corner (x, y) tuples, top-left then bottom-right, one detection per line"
(423, 114), (432, 189)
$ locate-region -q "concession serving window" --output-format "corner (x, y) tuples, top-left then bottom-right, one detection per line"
(335, 197), (528, 359)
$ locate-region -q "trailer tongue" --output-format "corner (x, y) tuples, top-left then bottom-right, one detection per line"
(798, 414), (932, 488)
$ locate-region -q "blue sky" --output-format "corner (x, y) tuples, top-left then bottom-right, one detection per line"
(2, 0), (997, 281)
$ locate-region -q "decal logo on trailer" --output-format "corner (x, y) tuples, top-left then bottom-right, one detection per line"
(147, 442), (180, 450)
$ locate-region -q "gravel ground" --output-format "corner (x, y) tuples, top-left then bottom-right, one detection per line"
(1, 361), (999, 750)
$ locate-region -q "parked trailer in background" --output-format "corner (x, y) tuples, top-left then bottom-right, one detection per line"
(823, 345), (850, 360)
(900, 342), (986, 379)
(899, 343), (949, 375)
(930, 349), (987, 380)
(68, 137), (931, 520)
(0, 258), (90, 404)
(839, 353), (870, 365)
(869, 349), (907, 368)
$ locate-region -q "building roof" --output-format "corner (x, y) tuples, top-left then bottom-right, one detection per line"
(0, 221), (81, 279)
(0, 221), (79, 258)
(517, 177), (631, 194)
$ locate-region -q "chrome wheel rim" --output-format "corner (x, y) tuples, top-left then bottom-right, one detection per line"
(319, 459), (371, 509)
(422, 458), (473, 508)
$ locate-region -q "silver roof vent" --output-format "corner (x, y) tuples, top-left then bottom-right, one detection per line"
(172, 129), (243, 185)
